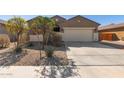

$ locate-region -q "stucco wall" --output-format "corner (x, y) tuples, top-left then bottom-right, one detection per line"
(29, 35), (43, 42)
(29, 28), (98, 42)
(100, 31), (124, 40)
(0, 24), (7, 34)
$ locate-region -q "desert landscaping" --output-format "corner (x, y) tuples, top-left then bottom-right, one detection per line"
(0, 16), (80, 78)
(1, 15), (124, 78)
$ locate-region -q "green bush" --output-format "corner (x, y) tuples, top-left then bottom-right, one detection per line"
(0, 35), (10, 48)
(27, 42), (34, 47)
(14, 47), (22, 53)
(45, 46), (55, 57)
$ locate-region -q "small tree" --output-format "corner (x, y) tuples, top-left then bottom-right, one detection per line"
(28, 19), (43, 59)
(29, 16), (56, 50)
(6, 16), (29, 49)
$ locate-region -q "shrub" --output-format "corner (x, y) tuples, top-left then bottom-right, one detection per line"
(27, 42), (34, 47)
(14, 47), (22, 53)
(51, 32), (62, 47)
(0, 35), (10, 48)
(45, 46), (55, 57)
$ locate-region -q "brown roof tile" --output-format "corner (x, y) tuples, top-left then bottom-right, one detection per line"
(51, 15), (66, 21)
(0, 19), (6, 24)
(62, 15), (100, 27)
(27, 15), (100, 28)
(98, 23), (124, 31)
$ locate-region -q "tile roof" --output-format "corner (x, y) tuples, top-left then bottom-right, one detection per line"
(68, 15), (100, 25)
(51, 15), (66, 21)
(62, 15), (100, 27)
(98, 23), (124, 30)
(27, 15), (100, 27)
(0, 19), (6, 24)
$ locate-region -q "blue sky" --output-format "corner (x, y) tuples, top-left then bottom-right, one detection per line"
(1, 15), (124, 26)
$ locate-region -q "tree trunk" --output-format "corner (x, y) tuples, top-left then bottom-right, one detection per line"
(39, 42), (42, 59)
(45, 32), (50, 46)
(17, 34), (20, 48)
(36, 34), (42, 60)
(42, 34), (45, 50)
(39, 35), (42, 59)
(13, 35), (16, 49)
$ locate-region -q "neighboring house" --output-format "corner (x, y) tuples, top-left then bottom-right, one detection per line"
(29, 15), (100, 42)
(0, 19), (7, 34)
(99, 23), (124, 41)
(0, 19), (16, 42)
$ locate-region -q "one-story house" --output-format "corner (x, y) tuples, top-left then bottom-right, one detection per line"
(0, 19), (7, 34)
(98, 23), (124, 41)
(0, 19), (16, 42)
(29, 15), (100, 42)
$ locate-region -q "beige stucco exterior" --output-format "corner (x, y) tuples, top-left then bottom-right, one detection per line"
(59, 16), (99, 42)
(28, 15), (100, 42)
(29, 35), (43, 42)
(29, 28), (98, 42)
(0, 24), (7, 34)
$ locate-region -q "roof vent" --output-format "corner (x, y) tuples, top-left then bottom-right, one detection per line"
(55, 18), (59, 21)
(77, 20), (81, 22)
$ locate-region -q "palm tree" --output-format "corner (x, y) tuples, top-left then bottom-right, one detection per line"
(6, 16), (29, 48)
(29, 16), (56, 49)
(29, 16), (55, 59)
(28, 19), (43, 59)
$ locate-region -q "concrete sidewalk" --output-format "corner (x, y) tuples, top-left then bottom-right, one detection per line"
(0, 66), (124, 78)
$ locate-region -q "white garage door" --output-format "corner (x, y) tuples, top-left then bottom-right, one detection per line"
(62, 27), (94, 41)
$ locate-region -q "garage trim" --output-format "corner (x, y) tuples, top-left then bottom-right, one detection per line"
(64, 27), (96, 30)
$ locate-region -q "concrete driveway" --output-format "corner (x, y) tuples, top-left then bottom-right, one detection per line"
(65, 42), (124, 77)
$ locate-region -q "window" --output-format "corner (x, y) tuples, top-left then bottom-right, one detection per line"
(53, 25), (61, 32)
